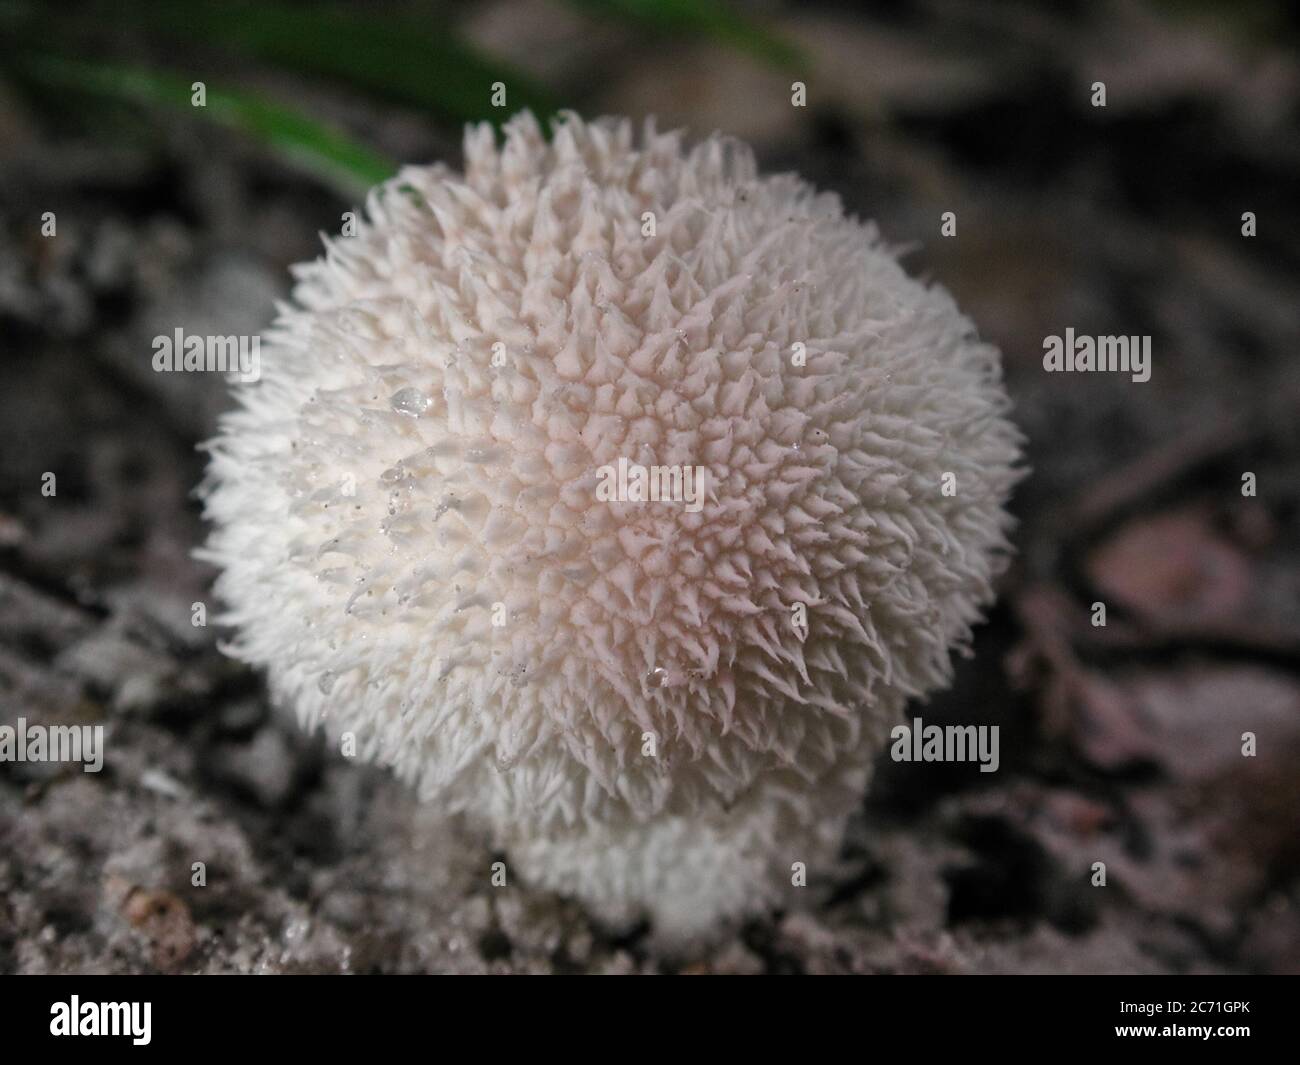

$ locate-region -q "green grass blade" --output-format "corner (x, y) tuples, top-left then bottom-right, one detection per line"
(17, 55), (396, 195)
(568, 0), (806, 70)
(118, 1), (558, 125)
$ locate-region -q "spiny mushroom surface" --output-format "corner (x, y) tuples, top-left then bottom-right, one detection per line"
(200, 111), (1021, 939)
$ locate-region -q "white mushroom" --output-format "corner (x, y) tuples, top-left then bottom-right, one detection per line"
(199, 111), (1022, 940)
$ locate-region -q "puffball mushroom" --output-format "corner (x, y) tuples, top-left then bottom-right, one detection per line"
(200, 111), (1021, 939)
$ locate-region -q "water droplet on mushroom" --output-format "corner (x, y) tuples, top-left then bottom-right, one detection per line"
(389, 387), (431, 417)
(318, 670), (336, 694)
(463, 444), (504, 464)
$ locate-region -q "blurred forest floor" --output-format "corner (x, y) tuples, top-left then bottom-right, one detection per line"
(1, 0), (1298, 972)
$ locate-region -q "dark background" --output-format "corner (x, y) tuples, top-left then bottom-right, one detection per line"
(1, 0), (1297, 973)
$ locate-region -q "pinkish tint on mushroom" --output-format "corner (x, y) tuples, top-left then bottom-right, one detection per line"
(199, 111), (1022, 940)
